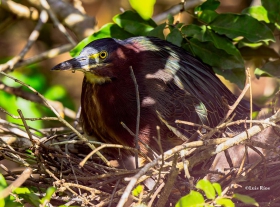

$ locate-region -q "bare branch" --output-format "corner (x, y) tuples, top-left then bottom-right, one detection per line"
(1, 0), (39, 20)
(153, 0), (204, 23)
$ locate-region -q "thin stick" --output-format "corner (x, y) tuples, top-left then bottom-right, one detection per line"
(44, 168), (94, 206)
(147, 182), (165, 207)
(221, 83), (250, 124)
(155, 154), (179, 207)
(108, 179), (121, 207)
(14, 44), (73, 69)
(17, 109), (37, 145)
(79, 144), (137, 167)
(40, 0), (76, 45)
(246, 68), (253, 128)
(130, 66), (140, 168)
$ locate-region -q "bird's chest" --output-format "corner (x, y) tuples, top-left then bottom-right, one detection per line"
(83, 83), (142, 145)
(91, 84), (139, 126)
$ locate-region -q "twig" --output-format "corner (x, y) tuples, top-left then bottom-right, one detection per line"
(79, 144), (138, 168)
(152, 0), (204, 23)
(130, 66), (140, 168)
(246, 68), (253, 128)
(27, 0), (97, 40)
(40, 0), (76, 45)
(155, 154), (179, 207)
(14, 44), (73, 69)
(0, 167), (32, 199)
(219, 119), (280, 130)
(175, 120), (214, 131)
(44, 168), (94, 206)
(0, 0), (39, 20)
(236, 146), (247, 177)
(117, 159), (160, 207)
(108, 179), (121, 207)
(221, 83), (250, 124)
(17, 109), (37, 145)
(147, 182), (165, 207)
(0, 106), (59, 121)
(0, 117), (43, 139)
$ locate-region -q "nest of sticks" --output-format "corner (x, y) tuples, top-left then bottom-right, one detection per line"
(1, 113), (280, 206)
(1, 76), (280, 206)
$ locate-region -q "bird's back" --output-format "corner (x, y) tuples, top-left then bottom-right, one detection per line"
(129, 37), (252, 140)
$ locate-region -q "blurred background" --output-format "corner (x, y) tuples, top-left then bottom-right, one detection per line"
(0, 0), (279, 129)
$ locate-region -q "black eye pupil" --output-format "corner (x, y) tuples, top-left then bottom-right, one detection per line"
(100, 52), (106, 58)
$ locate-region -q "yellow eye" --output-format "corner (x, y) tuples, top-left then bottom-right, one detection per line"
(99, 51), (108, 59)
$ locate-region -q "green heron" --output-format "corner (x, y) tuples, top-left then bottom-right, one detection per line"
(52, 36), (251, 159)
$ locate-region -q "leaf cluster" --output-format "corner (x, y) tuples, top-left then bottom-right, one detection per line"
(0, 174), (56, 207)
(175, 179), (258, 207)
(70, 0), (279, 88)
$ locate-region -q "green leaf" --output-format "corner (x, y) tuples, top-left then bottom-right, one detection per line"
(216, 198), (235, 207)
(167, 14), (175, 32)
(132, 185), (144, 197)
(261, 0), (280, 24)
(210, 14), (275, 42)
(113, 11), (157, 36)
(181, 24), (203, 38)
(166, 28), (183, 46)
(0, 174), (7, 190)
(233, 193), (259, 206)
(14, 187), (41, 207)
(242, 6), (270, 23)
(175, 23), (184, 29)
(189, 38), (244, 70)
(129, 0), (156, 20)
(13, 187), (31, 194)
(196, 179), (216, 200)
(214, 67), (246, 89)
(197, 10), (219, 24)
(175, 190), (205, 207)
(212, 183), (222, 196)
(200, 27), (243, 60)
(41, 187), (56, 204)
(195, 0), (220, 12)
(167, 14), (174, 25)
(147, 23), (166, 39)
(70, 23), (133, 57)
(255, 60), (280, 78)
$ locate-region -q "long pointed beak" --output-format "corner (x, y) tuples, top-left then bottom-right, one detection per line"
(51, 56), (88, 71)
